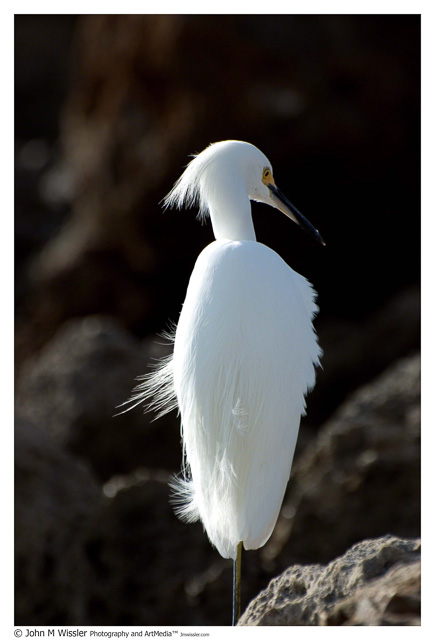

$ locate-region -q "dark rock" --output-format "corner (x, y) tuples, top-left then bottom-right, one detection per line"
(15, 315), (178, 481)
(240, 536), (420, 625)
(310, 286), (420, 426)
(14, 414), (231, 626)
(98, 474), (233, 625)
(14, 416), (232, 625)
(14, 418), (107, 625)
(15, 331), (421, 624)
(264, 353), (420, 569)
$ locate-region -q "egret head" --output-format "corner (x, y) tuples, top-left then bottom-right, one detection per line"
(165, 140), (325, 245)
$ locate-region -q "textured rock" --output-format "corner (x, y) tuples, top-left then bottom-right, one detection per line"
(14, 352), (421, 625)
(14, 418), (107, 625)
(322, 559), (421, 625)
(15, 331), (421, 624)
(14, 414), (229, 626)
(265, 353), (420, 568)
(14, 418), (231, 626)
(240, 536), (420, 625)
(15, 315), (177, 481)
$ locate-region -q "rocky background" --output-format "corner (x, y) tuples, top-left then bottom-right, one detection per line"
(15, 15), (420, 626)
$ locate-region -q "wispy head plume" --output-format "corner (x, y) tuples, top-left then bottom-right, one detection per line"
(163, 141), (243, 222)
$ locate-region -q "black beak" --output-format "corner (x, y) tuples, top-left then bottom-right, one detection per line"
(268, 184), (325, 246)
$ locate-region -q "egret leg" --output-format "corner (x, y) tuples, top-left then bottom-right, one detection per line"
(232, 541), (243, 626)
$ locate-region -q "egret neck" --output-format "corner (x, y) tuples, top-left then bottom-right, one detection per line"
(207, 171), (256, 241)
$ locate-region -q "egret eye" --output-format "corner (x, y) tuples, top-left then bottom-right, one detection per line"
(262, 168), (273, 184)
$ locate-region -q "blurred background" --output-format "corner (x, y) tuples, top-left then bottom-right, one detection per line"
(15, 14), (420, 626)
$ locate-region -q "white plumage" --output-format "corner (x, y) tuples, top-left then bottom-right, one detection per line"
(125, 140), (323, 562)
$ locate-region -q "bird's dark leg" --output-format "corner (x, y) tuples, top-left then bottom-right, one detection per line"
(232, 541), (243, 626)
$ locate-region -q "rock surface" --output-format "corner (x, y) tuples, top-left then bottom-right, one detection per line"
(322, 558), (421, 625)
(265, 353), (420, 568)
(240, 535), (420, 625)
(97, 476), (233, 625)
(310, 286), (420, 426)
(14, 418), (107, 625)
(14, 321), (420, 625)
(15, 315), (177, 481)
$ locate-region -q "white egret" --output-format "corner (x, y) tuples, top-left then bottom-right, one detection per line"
(123, 140), (324, 625)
